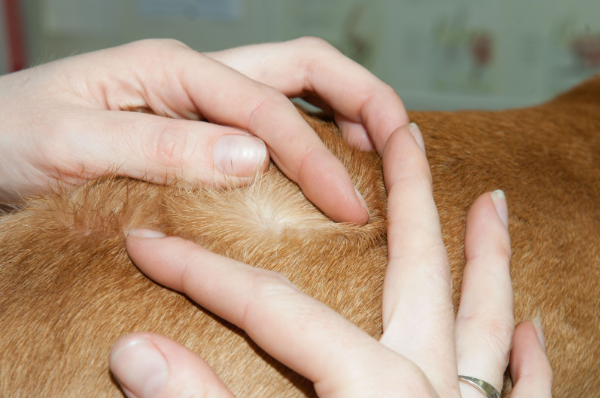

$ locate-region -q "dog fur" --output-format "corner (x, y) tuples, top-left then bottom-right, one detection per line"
(1, 76), (600, 397)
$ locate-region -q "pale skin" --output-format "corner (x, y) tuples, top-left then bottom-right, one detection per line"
(115, 126), (552, 398)
(0, 37), (411, 224)
(0, 38), (552, 396)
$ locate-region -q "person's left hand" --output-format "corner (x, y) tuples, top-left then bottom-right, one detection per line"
(109, 124), (552, 398)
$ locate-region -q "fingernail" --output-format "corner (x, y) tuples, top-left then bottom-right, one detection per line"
(354, 186), (370, 221)
(491, 190), (509, 229)
(213, 135), (267, 177)
(408, 123), (426, 153)
(532, 317), (546, 351)
(128, 229), (166, 238)
(359, 134), (375, 152)
(110, 338), (169, 398)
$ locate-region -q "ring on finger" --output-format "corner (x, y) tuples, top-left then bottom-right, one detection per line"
(458, 375), (501, 398)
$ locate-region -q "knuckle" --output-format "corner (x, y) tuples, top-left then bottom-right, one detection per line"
(152, 122), (191, 168)
(424, 254), (453, 285)
(157, 38), (189, 48)
(248, 91), (290, 127)
(481, 317), (515, 360)
(491, 248), (511, 270)
(241, 270), (297, 328)
(386, 165), (432, 201)
(293, 36), (335, 51)
(126, 39), (191, 62)
(381, 83), (399, 98)
(397, 363), (438, 397)
(251, 270), (295, 299)
(131, 38), (189, 51)
(483, 244), (511, 268)
(496, 240), (512, 260)
(457, 313), (515, 365)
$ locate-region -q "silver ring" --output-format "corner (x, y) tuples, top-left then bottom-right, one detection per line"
(458, 375), (501, 398)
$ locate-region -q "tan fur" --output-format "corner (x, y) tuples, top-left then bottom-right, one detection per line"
(1, 76), (600, 397)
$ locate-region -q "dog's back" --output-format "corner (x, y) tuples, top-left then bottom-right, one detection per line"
(1, 77), (600, 397)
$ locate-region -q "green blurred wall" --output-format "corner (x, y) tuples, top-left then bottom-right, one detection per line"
(17, 0), (600, 110)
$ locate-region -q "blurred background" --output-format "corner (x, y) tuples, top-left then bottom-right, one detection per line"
(2, 0), (600, 110)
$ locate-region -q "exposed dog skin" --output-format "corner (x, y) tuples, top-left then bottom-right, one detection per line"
(1, 76), (599, 398)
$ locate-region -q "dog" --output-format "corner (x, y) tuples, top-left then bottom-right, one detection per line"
(1, 74), (599, 397)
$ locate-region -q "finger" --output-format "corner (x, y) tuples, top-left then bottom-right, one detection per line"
(125, 231), (428, 397)
(296, 96), (375, 151)
(509, 320), (553, 397)
(455, 191), (513, 397)
(335, 113), (375, 151)
(207, 37), (409, 154)
(52, 109), (269, 186)
(299, 94), (334, 115)
(103, 40), (369, 225)
(110, 332), (235, 398)
(379, 124), (459, 395)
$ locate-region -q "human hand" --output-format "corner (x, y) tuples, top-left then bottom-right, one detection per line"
(205, 38), (410, 154)
(0, 38), (408, 225)
(110, 124), (551, 397)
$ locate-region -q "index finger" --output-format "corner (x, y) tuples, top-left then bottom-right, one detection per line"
(207, 37), (410, 154)
(125, 232), (428, 397)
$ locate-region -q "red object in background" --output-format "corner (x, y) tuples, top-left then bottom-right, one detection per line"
(572, 34), (600, 69)
(470, 32), (493, 67)
(3, 0), (27, 72)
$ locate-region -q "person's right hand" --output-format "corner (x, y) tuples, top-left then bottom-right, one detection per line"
(110, 124), (552, 398)
(0, 38), (408, 225)
(205, 38), (411, 154)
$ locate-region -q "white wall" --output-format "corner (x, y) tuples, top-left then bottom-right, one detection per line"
(19, 0), (600, 110)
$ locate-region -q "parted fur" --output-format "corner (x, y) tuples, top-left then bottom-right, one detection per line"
(1, 76), (600, 397)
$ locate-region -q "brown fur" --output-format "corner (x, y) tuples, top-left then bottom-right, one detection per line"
(1, 76), (600, 397)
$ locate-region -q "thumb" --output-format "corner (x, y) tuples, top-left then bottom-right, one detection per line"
(60, 109), (269, 187)
(110, 332), (235, 398)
